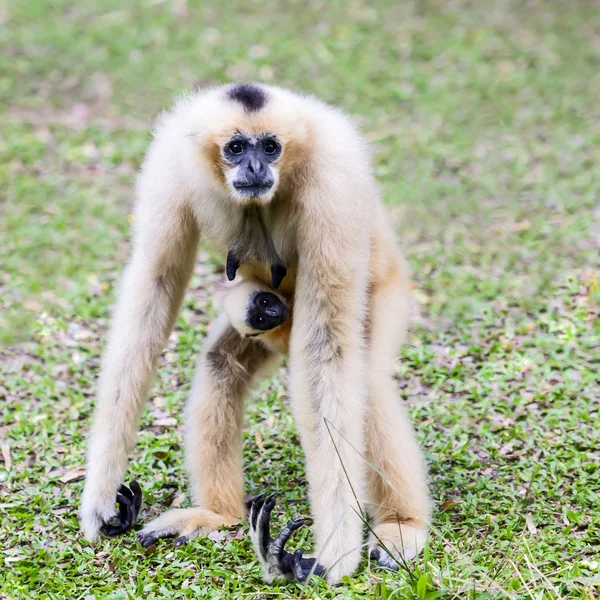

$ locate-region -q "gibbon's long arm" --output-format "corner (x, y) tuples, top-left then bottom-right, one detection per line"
(80, 157), (200, 540)
(285, 182), (372, 583)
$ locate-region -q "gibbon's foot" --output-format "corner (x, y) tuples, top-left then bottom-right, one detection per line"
(137, 530), (190, 548)
(137, 507), (238, 548)
(248, 495), (325, 583)
(98, 481), (143, 537)
(369, 548), (399, 571)
(368, 522), (428, 571)
(137, 530), (189, 548)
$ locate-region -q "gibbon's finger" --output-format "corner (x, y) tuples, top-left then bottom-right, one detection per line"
(269, 517), (305, 561)
(117, 484), (134, 501)
(137, 532), (158, 548)
(258, 495), (276, 551)
(99, 521), (120, 537)
(99, 512), (130, 537)
(280, 548), (326, 582)
(98, 486), (141, 538)
(250, 495), (265, 531)
(116, 492), (132, 524)
(292, 549), (305, 582)
(249, 495), (269, 562)
(129, 481), (143, 516)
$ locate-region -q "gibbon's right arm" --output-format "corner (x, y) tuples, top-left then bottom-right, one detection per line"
(80, 141), (200, 540)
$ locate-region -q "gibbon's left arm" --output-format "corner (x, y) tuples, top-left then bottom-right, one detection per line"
(253, 174), (372, 584)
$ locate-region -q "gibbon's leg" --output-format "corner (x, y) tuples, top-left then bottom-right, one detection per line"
(137, 313), (279, 546)
(80, 184), (200, 541)
(251, 196), (371, 584)
(365, 260), (431, 569)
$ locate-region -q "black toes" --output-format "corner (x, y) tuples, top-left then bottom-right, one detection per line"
(137, 532), (157, 548)
(173, 535), (189, 547)
(370, 548), (399, 571)
(99, 481), (143, 538)
(248, 493), (325, 582)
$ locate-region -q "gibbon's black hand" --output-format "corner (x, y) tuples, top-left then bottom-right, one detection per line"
(226, 251), (240, 281)
(270, 264), (287, 289)
(99, 481), (142, 537)
(248, 495), (325, 583)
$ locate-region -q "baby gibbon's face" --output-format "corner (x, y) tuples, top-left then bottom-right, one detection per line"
(222, 132), (282, 204)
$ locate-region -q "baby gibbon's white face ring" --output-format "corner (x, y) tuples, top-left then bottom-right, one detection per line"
(222, 133), (282, 204)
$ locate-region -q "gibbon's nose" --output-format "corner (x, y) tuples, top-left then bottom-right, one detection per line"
(248, 157), (263, 175)
(266, 303), (288, 321)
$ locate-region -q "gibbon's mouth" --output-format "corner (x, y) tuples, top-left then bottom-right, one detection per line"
(233, 182), (274, 196)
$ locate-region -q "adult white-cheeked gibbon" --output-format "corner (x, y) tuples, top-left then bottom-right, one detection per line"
(80, 83), (431, 583)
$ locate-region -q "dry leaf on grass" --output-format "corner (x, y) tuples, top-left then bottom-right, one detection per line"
(59, 467), (86, 483)
(525, 514), (538, 535)
(439, 500), (460, 511)
(170, 493), (186, 508)
(255, 430), (266, 453)
(1, 443), (11, 472)
(208, 530), (228, 543)
(153, 417), (177, 427)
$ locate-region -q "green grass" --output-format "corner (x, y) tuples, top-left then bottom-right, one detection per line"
(1, 0), (599, 598)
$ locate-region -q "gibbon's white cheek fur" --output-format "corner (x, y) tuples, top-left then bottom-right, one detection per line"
(80, 82), (431, 585)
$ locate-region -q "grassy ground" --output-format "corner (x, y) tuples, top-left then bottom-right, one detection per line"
(1, 0), (599, 598)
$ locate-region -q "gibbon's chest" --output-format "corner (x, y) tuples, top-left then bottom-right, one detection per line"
(208, 199), (298, 297)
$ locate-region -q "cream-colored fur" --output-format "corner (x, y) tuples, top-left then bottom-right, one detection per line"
(81, 83), (431, 584)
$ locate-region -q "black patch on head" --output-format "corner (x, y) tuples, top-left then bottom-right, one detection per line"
(227, 84), (268, 112)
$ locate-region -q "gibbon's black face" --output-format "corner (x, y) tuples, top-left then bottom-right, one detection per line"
(224, 134), (282, 200)
(246, 292), (288, 331)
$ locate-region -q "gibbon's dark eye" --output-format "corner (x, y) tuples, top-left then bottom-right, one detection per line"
(228, 141), (244, 155)
(257, 316), (266, 325)
(265, 140), (279, 155)
(260, 296), (270, 308)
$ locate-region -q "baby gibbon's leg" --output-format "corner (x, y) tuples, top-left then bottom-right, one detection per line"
(80, 197), (199, 540)
(365, 259), (431, 569)
(137, 313), (280, 546)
